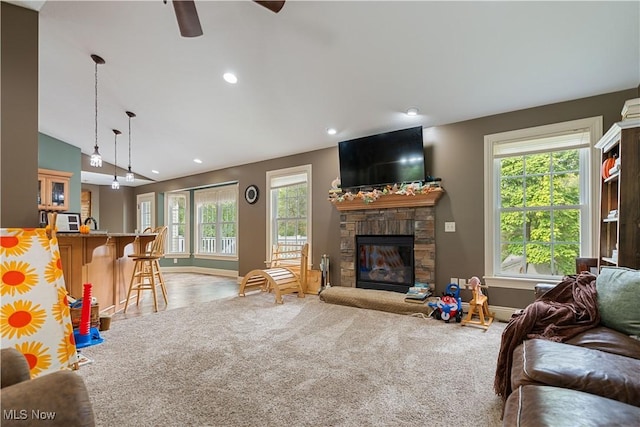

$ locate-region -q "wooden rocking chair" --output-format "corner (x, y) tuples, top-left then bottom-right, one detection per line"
(239, 243), (308, 304)
(461, 279), (495, 330)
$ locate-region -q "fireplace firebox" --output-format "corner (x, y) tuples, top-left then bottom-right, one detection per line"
(356, 235), (414, 293)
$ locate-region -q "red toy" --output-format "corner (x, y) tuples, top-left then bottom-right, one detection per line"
(428, 283), (463, 323)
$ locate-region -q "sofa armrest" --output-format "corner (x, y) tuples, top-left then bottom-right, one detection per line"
(1, 348), (31, 388)
(534, 283), (557, 299)
(0, 370), (95, 427)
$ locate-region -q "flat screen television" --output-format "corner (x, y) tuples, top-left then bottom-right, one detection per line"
(338, 126), (425, 190)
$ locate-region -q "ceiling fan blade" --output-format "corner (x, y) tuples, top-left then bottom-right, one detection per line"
(254, 1), (285, 14)
(172, 0), (203, 38)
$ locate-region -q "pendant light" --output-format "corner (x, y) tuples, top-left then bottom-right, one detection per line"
(90, 54), (106, 167)
(112, 129), (121, 190)
(125, 111), (136, 182)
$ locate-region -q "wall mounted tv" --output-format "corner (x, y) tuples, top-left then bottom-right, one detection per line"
(338, 126), (425, 190)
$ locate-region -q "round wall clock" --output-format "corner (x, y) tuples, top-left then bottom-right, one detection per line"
(244, 185), (259, 204)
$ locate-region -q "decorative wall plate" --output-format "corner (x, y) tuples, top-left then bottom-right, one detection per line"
(244, 185), (259, 204)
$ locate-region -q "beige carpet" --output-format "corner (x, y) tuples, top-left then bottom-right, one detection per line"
(78, 292), (506, 427)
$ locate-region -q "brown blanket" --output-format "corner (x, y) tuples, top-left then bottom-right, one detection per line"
(493, 272), (600, 401)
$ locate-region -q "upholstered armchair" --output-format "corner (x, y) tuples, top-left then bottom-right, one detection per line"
(0, 348), (95, 427)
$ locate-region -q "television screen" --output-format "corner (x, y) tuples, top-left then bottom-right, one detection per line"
(338, 126), (425, 190)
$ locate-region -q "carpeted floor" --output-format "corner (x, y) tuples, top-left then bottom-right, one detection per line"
(78, 291), (506, 427)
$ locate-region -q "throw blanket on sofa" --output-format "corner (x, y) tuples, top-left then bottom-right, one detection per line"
(494, 272), (600, 401)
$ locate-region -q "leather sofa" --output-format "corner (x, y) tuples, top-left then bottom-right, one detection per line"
(501, 280), (640, 426)
(1, 348), (95, 427)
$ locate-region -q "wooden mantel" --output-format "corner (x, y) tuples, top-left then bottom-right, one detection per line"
(330, 187), (444, 211)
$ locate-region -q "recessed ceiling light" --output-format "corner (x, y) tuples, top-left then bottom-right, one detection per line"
(406, 108), (419, 116)
(223, 72), (238, 84)
(327, 128), (337, 135)
(152, 170), (159, 174)
(193, 158), (203, 164)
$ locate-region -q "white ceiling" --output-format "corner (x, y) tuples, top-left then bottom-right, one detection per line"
(20, 1), (640, 185)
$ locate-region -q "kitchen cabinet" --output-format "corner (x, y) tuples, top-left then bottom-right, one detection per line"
(38, 168), (72, 211)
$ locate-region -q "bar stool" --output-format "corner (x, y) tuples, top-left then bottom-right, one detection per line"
(124, 226), (168, 312)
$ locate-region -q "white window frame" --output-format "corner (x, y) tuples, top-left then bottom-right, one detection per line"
(266, 164), (312, 265)
(193, 183), (238, 261)
(165, 191), (190, 258)
(136, 192), (155, 233)
(483, 116), (602, 290)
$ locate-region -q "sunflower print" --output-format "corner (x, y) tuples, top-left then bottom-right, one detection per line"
(15, 341), (51, 377)
(57, 322), (76, 364)
(0, 230), (32, 257)
(1, 300), (46, 339)
(44, 253), (64, 283)
(1, 260), (39, 296)
(52, 287), (71, 323)
(46, 235), (57, 252)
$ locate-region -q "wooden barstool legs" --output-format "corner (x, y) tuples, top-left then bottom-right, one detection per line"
(124, 258), (168, 313)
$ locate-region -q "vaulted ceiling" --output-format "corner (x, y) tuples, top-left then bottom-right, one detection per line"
(13, 1), (640, 185)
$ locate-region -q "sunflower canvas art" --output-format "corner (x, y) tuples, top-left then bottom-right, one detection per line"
(1, 228), (78, 377)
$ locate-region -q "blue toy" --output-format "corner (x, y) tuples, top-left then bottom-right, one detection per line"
(428, 283), (463, 323)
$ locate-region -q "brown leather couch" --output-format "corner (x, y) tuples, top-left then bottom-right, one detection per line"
(502, 283), (640, 426)
(1, 348), (95, 427)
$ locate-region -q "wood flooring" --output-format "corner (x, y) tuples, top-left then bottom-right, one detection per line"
(111, 273), (239, 322)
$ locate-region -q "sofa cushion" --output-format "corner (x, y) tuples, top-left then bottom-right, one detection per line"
(503, 385), (640, 427)
(566, 325), (640, 360)
(510, 339), (640, 406)
(596, 267), (640, 336)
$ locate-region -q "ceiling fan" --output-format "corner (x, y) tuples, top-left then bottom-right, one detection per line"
(168, 0), (286, 38)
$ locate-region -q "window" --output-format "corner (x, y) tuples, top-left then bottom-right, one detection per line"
(165, 191), (189, 256)
(266, 165), (312, 262)
(484, 117), (602, 284)
(194, 184), (238, 258)
(136, 192), (155, 232)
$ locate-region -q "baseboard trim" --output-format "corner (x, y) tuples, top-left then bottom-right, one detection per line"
(461, 302), (515, 323)
(161, 266), (238, 278)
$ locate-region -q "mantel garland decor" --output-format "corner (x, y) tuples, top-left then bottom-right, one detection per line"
(328, 182), (442, 205)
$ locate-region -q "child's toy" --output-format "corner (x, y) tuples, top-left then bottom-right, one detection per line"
(461, 276), (495, 330)
(428, 283), (463, 323)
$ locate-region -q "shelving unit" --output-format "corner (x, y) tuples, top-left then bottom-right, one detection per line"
(595, 118), (640, 270)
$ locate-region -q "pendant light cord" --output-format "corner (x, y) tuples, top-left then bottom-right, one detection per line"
(114, 132), (117, 176)
(128, 115), (132, 168)
(95, 61), (98, 149)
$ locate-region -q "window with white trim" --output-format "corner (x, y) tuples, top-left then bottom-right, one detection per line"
(266, 165), (312, 262)
(136, 192), (155, 232)
(484, 117), (601, 281)
(194, 184), (238, 257)
(165, 191), (189, 256)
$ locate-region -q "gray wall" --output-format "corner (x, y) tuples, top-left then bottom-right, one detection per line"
(38, 133), (82, 213)
(429, 88), (637, 308)
(1, 2), (39, 227)
(136, 88), (638, 310)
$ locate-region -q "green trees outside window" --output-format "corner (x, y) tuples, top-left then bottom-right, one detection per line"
(499, 149), (581, 275)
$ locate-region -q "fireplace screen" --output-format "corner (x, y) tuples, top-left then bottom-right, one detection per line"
(356, 235), (414, 292)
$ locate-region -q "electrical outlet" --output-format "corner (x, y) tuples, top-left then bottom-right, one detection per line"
(458, 278), (467, 287)
(445, 222), (456, 232)
(450, 277), (458, 285)
(173, 258), (178, 264)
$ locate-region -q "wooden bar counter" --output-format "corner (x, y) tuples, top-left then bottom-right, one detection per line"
(57, 232), (156, 315)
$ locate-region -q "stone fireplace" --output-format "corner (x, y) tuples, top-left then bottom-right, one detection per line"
(334, 190), (443, 292)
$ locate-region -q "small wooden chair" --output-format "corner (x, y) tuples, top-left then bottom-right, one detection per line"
(461, 278), (494, 330)
(124, 226), (169, 312)
(239, 243), (308, 304)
